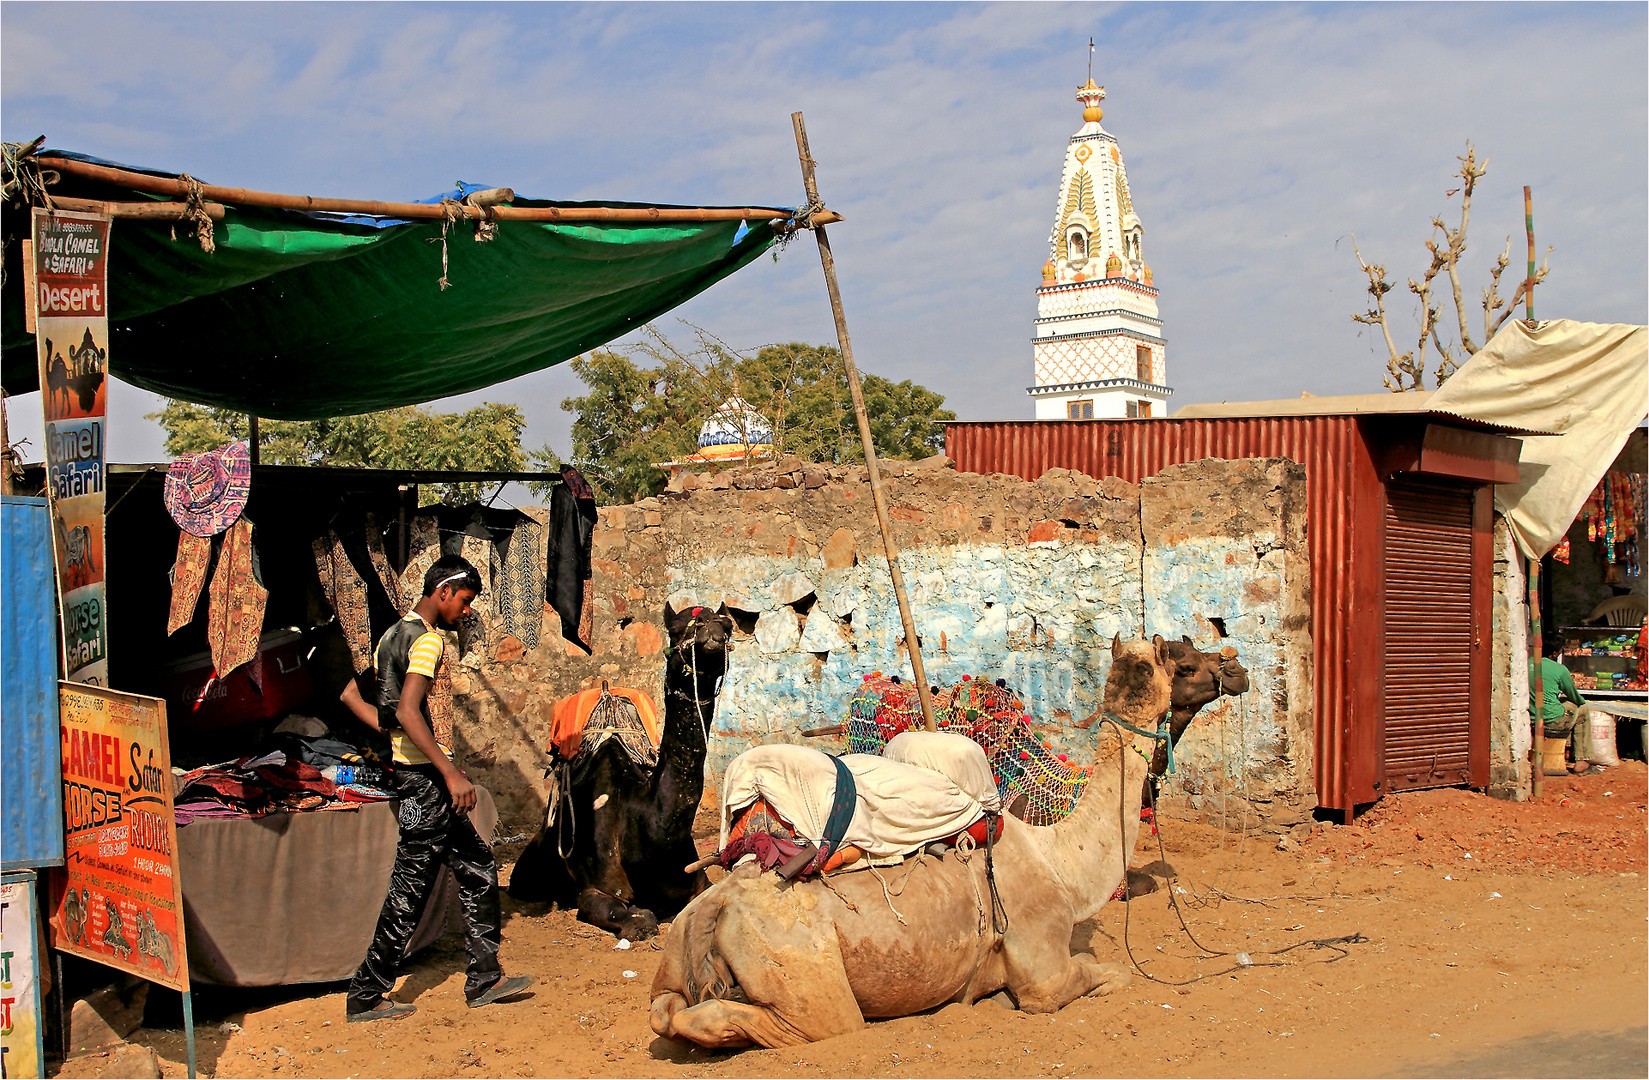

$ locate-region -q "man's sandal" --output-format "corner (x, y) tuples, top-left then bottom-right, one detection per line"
(347, 1001), (417, 1023)
(467, 975), (532, 1008)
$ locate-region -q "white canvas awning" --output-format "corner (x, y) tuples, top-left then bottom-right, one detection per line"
(1428, 319), (1648, 560)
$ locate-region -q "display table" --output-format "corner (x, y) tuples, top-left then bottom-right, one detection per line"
(177, 786), (496, 986)
(1585, 690), (1648, 720)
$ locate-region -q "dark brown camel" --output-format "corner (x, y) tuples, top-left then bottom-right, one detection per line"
(508, 603), (733, 940)
(1152, 634), (1251, 776)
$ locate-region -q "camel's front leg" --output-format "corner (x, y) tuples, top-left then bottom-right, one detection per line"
(1008, 948), (1131, 1012)
(577, 886), (659, 940)
(1002, 906), (1131, 1013)
(651, 993), (814, 1049)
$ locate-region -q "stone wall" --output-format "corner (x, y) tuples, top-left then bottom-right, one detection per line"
(450, 455), (1315, 833)
(1489, 516), (1533, 800)
(1141, 458), (1313, 810)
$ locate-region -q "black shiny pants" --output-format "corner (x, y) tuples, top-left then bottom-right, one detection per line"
(346, 766), (503, 1013)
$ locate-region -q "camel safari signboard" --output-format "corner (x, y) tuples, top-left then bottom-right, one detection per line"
(46, 684), (188, 993)
(33, 207), (111, 686)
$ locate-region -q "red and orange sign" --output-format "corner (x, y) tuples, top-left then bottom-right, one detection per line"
(47, 685), (188, 992)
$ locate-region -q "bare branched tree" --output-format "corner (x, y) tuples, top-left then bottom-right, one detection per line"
(1350, 142), (1552, 391)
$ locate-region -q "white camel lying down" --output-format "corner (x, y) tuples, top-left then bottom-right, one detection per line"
(650, 636), (1172, 1049)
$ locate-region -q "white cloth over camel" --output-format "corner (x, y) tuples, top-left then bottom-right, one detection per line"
(718, 744), (984, 859)
(882, 730), (1002, 813)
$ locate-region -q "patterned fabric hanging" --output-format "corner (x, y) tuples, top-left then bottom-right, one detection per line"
(206, 518), (267, 677)
(399, 514), (442, 602)
(313, 530), (374, 673)
(457, 532), (493, 668)
(167, 530), (213, 635)
(361, 511), (405, 615)
(491, 517), (545, 651)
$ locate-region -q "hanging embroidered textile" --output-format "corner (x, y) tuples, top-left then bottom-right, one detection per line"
(492, 516), (545, 650)
(400, 514), (442, 601)
(362, 511), (406, 615)
(457, 531), (493, 668)
(312, 529), (374, 673)
(167, 530), (213, 635)
(206, 518), (267, 678)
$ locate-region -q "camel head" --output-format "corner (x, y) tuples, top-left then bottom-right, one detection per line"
(664, 602), (734, 686)
(1156, 634), (1250, 722)
(1104, 633), (1174, 724)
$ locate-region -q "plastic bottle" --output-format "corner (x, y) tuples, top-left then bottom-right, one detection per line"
(322, 764), (387, 787)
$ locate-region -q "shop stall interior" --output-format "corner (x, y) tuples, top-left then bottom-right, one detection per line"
(1538, 428), (1648, 758)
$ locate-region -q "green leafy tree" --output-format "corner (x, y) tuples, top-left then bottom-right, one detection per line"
(148, 401), (531, 504)
(559, 325), (955, 504)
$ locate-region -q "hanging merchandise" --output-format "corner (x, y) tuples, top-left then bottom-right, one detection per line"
(457, 531), (493, 668)
(400, 513), (442, 602)
(310, 511), (408, 673)
(492, 516), (546, 651)
(163, 441), (251, 538)
(313, 530), (374, 673)
(1551, 535), (1571, 565)
(206, 518), (268, 679)
(547, 467), (598, 653)
(362, 512), (406, 615)
(167, 530), (214, 634)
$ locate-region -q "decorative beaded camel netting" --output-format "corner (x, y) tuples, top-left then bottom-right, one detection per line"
(847, 673), (1089, 826)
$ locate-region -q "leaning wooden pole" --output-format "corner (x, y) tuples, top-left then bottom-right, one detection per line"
(1524, 185), (1543, 798)
(791, 111), (936, 731)
(1529, 559), (1545, 799)
(1523, 185), (1537, 324)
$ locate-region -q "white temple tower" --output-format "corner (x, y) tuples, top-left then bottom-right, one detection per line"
(1028, 78), (1170, 420)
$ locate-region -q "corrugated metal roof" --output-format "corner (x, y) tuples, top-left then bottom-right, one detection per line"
(1169, 391), (1560, 436)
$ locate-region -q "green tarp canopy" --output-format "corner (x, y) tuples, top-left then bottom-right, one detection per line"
(2, 155), (787, 419)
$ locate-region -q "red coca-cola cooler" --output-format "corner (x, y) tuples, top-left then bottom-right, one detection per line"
(162, 628), (314, 732)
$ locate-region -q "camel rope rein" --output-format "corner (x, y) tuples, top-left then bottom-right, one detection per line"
(1095, 716), (1368, 988)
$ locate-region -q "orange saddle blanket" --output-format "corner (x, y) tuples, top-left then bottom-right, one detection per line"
(550, 683), (662, 760)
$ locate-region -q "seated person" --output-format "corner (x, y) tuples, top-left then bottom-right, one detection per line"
(1529, 640), (1594, 774)
(305, 623), (391, 766)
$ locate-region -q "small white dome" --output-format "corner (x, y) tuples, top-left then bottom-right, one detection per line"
(698, 395), (773, 449)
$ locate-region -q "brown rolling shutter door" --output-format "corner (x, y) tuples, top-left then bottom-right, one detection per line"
(1382, 478), (1474, 791)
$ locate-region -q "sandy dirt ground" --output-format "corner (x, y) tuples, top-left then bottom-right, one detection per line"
(58, 762), (1647, 1079)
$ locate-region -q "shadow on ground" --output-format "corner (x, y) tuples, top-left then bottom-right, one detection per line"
(1389, 1026), (1648, 1079)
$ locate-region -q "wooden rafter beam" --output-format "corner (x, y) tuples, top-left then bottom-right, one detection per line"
(34, 154), (842, 227)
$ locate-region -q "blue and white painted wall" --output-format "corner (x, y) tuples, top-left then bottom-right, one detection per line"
(658, 457), (1311, 799)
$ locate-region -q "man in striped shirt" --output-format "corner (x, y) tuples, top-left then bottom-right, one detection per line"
(346, 554), (530, 1021)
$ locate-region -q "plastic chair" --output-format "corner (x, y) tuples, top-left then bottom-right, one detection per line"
(1586, 596), (1648, 627)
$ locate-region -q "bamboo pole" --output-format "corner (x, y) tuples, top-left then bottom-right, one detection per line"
(791, 111), (936, 732)
(1530, 558), (1544, 799)
(1523, 186), (1536, 324)
(35, 154), (841, 226)
(48, 196), (226, 221)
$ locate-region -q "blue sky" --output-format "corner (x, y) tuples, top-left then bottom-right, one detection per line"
(4, 2), (1645, 464)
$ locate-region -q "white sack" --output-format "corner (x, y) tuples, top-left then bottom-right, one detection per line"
(720, 744), (983, 859)
(883, 730), (1002, 812)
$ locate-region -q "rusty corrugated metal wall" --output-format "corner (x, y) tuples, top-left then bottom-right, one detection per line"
(1381, 478), (1476, 790)
(945, 418), (1367, 810)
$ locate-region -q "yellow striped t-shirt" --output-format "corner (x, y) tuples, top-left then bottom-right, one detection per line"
(389, 618), (451, 766)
